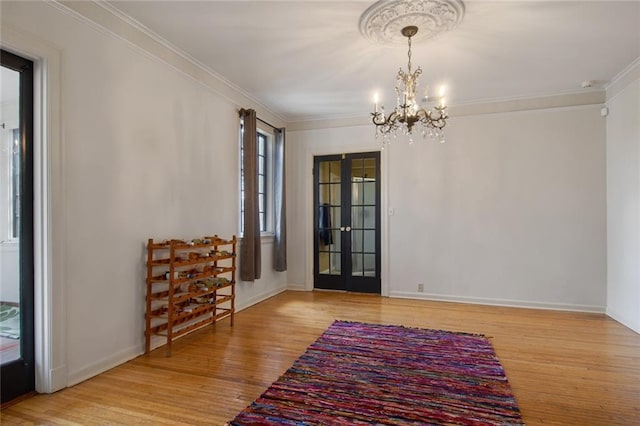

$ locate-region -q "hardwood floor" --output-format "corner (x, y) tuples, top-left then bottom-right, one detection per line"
(2, 290), (639, 425)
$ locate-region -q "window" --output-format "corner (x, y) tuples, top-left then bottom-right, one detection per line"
(257, 132), (267, 232)
(240, 127), (274, 235)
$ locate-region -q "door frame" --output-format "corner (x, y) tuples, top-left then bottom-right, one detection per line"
(304, 145), (390, 296)
(2, 28), (66, 395)
(313, 152), (382, 293)
(1, 49), (35, 404)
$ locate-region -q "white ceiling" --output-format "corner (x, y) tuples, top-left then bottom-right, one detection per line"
(106, 0), (640, 123)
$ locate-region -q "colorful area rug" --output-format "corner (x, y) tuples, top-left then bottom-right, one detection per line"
(0, 303), (20, 340)
(230, 320), (523, 425)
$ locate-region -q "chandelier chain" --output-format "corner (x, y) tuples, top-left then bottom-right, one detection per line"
(407, 36), (412, 74)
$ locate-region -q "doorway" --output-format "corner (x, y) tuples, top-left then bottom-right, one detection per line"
(1, 49), (35, 404)
(313, 152), (381, 293)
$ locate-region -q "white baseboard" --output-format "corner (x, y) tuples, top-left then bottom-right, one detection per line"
(48, 365), (67, 393)
(606, 307), (640, 334)
(236, 285), (287, 312)
(66, 343), (143, 387)
(64, 286), (287, 388)
(286, 283), (308, 291)
(389, 291), (606, 313)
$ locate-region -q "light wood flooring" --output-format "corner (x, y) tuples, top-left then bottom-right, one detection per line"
(2, 290), (639, 425)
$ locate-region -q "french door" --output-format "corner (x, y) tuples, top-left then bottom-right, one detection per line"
(313, 152), (381, 293)
(1, 49), (35, 404)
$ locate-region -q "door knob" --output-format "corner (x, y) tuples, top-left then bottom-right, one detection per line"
(345, 226), (352, 232)
(340, 227), (345, 231)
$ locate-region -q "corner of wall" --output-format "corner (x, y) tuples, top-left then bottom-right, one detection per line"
(66, 344), (143, 387)
(605, 57), (640, 103)
(286, 283), (308, 291)
(604, 56), (640, 334)
(606, 308), (640, 335)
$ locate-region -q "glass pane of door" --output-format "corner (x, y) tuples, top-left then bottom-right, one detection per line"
(0, 66), (21, 365)
(350, 157), (377, 278)
(318, 160), (341, 276)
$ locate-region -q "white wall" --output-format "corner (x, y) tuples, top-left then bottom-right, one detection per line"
(606, 63), (640, 333)
(1, 1), (286, 389)
(288, 105), (607, 311)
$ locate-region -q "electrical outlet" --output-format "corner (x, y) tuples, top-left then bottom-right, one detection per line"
(418, 283), (424, 292)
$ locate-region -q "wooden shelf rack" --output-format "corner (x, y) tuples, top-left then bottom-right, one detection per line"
(145, 235), (236, 356)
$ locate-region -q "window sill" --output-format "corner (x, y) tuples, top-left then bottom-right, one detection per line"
(238, 233), (275, 243)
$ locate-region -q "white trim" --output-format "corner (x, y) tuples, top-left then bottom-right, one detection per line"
(235, 285), (287, 312)
(390, 291), (606, 313)
(287, 90), (606, 131)
(445, 87), (604, 109)
(605, 56), (640, 103)
(286, 283), (307, 291)
(607, 56), (640, 85)
(1, 26), (66, 392)
(67, 343), (141, 387)
(289, 102), (605, 132)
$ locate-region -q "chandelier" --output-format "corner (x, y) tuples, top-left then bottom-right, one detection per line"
(371, 25), (448, 145)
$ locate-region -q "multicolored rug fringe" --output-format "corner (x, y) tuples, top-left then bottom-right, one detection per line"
(230, 320), (524, 425)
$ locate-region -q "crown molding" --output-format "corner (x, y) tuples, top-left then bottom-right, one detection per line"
(288, 90), (605, 131)
(605, 56), (640, 103)
(449, 89), (605, 116)
(288, 116), (371, 132)
(50, 0), (286, 127)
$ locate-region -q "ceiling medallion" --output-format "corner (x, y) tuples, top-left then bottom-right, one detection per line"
(359, 0), (465, 45)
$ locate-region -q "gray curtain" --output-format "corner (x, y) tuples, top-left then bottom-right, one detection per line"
(273, 128), (287, 271)
(239, 108), (261, 281)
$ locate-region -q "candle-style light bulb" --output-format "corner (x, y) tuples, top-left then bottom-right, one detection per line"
(373, 92), (379, 113)
(440, 97), (446, 108)
(439, 85), (446, 97)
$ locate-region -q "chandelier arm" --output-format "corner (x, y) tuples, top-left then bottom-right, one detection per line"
(431, 119), (446, 129)
(371, 112), (387, 126)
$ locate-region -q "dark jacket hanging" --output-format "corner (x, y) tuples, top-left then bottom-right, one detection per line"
(319, 203), (333, 246)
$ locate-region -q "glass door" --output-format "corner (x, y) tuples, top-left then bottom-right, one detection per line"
(314, 152), (381, 293)
(315, 155), (343, 289)
(1, 49), (35, 404)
